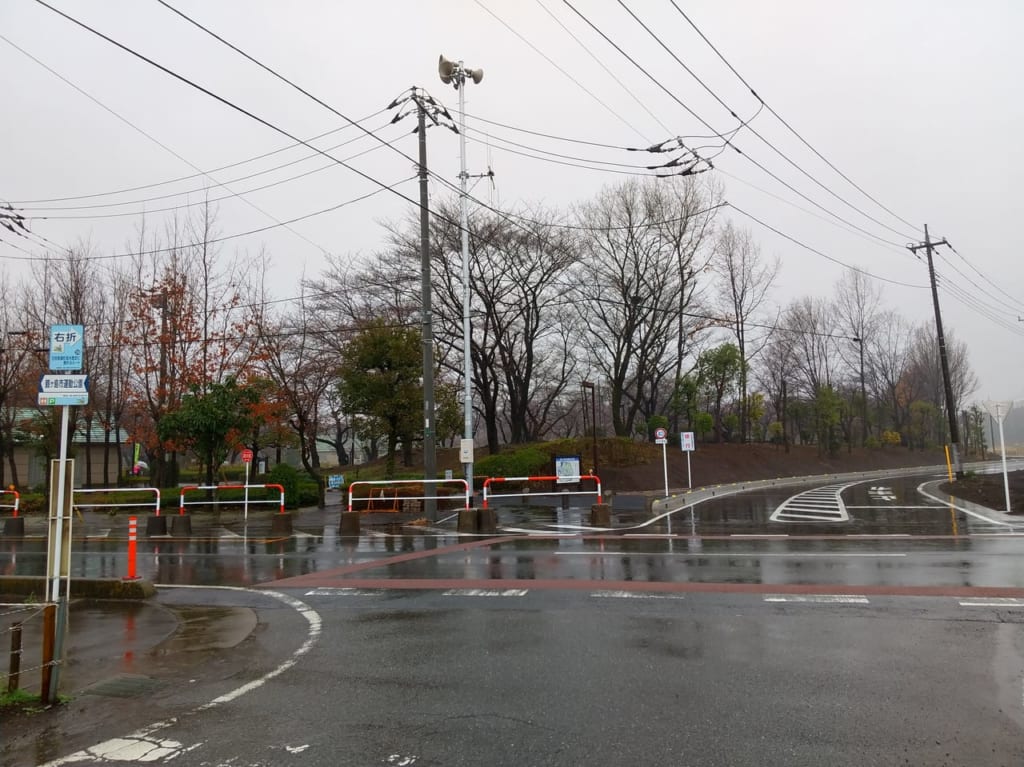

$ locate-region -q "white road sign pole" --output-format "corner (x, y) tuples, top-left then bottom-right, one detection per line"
(983, 401), (1014, 513)
(662, 441), (668, 497)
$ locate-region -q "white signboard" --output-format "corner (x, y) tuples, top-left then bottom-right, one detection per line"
(49, 324), (85, 371)
(38, 374), (89, 406)
(555, 455), (581, 484)
(680, 431), (695, 452)
(459, 438), (475, 464)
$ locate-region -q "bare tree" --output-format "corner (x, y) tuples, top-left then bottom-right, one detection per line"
(572, 177), (718, 437)
(833, 268), (883, 445)
(713, 222), (779, 442)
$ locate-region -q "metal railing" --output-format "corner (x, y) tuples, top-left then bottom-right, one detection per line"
(178, 483), (286, 520)
(0, 489), (20, 517)
(73, 486), (160, 516)
(481, 474), (602, 509)
(347, 479), (471, 513)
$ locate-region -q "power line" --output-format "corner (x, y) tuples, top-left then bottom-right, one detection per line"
(617, 0), (919, 242)
(14, 122), (396, 213)
(668, 0), (923, 236)
(934, 251), (1024, 315)
(0, 179), (415, 263)
(1, 28), (335, 257)
(559, 0), (913, 250)
(21, 140), (395, 221)
(944, 241), (1024, 314)
(470, 0), (656, 143)
(727, 203), (928, 289)
(4, 105), (391, 205)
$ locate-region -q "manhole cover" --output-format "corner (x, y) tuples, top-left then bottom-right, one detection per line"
(81, 674), (164, 698)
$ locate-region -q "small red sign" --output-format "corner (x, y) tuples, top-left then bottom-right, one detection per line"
(241, 449), (254, 463)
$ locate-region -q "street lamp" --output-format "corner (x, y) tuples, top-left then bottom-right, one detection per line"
(852, 336), (867, 446)
(582, 381), (597, 475)
(439, 54), (484, 499)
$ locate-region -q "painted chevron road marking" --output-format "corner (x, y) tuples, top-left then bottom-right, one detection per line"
(770, 483), (854, 523)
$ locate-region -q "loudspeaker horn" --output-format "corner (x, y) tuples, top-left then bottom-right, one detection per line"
(438, 54), (455, 84)
(467, 68), (484, 85)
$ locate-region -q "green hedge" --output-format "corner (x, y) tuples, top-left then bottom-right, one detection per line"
(475, 446), (549, 481)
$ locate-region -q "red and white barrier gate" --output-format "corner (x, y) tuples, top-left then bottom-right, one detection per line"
(347, 479), (470, 514)
(74, 487), (160, 516)
(0, 488), (20, 517)
(481, 474), (602, 509)
(178, 484), (286, 521)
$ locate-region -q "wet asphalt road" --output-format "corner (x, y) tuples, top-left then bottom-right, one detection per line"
(4, 467), (1024, 766)
(10, 587), (1023, 767)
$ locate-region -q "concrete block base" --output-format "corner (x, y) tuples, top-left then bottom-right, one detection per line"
(457, 508), (478, 533)
(145, 515), (168, 537)
(169, 514), (192, 537)
(590, 503), (611, 527)
(477, 507), (497, 534)
(270, 513), (293, 536)
(2, 517), (25, 537)
(339, 510), (361, 537)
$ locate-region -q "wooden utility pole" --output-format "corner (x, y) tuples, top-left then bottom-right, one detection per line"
(908, 225), (963, 479)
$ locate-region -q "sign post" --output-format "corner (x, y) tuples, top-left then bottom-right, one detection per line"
(241, 448), (254, 522)
(982, 401), (1014, 513)
(42, 323), (85, 703)
(680, 431), (695, 489)
(655, 427), (668, 496)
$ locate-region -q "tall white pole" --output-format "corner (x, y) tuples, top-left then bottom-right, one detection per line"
(458, 70), (474, 499)
(661, 442), (668, 497)
(49, 405), (70, 602)
(997, 406), (1011, 513)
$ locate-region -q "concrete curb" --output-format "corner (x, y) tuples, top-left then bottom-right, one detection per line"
(651, 459), (1024, 516)
(0, 575), (156, 599)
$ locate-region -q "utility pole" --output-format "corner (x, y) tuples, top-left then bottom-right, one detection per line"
(415, 92), (437, 521)
(389, 87), (453, 521)
(908, 225), (963, 479)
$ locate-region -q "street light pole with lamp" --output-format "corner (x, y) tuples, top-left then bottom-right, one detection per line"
(439, 54), (484, 500)
(852, 336), (867, 446)
(582, 381), (598, 475)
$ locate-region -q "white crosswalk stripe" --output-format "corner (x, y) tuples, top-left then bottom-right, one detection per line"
(764, 594), (870, 604)
(770, 483), (854, 523)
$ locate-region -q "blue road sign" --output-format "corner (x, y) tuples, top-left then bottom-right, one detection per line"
(49, 324), (85, 371)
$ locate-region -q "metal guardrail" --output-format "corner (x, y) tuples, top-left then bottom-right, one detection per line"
(482, 474), (602, 509)
(347, 479), (471, 513)
(73, 487), (160, 516)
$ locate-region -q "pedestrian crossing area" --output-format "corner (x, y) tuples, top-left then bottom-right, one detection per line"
(770, 483), (854, 523)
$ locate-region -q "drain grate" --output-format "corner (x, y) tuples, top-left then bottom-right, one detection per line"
(81, 674), (165, 698)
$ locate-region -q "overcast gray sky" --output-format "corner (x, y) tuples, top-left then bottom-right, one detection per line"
(3, 1), (1022, 403)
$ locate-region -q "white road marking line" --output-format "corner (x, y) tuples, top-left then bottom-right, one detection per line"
(847, 533), (912, 537)
(590, 590), (685, 600)
(764, 595), (870, 604)
(730, 533), (789, 538)
(554, 551), (906, 558)
(442, 588), (529, 597)
(916, 483), (1015, 527)
(846, 505), (947, 509)
(39, 586), (322, 767)
(958, 598), (1024, 607)
(304, 588), (382, 596)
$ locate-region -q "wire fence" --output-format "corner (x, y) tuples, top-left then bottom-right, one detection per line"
(2, 601), (61, 699)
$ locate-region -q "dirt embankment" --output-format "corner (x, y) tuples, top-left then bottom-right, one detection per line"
(597, 442), (952, 494)
(939, 469), (1024, 514)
